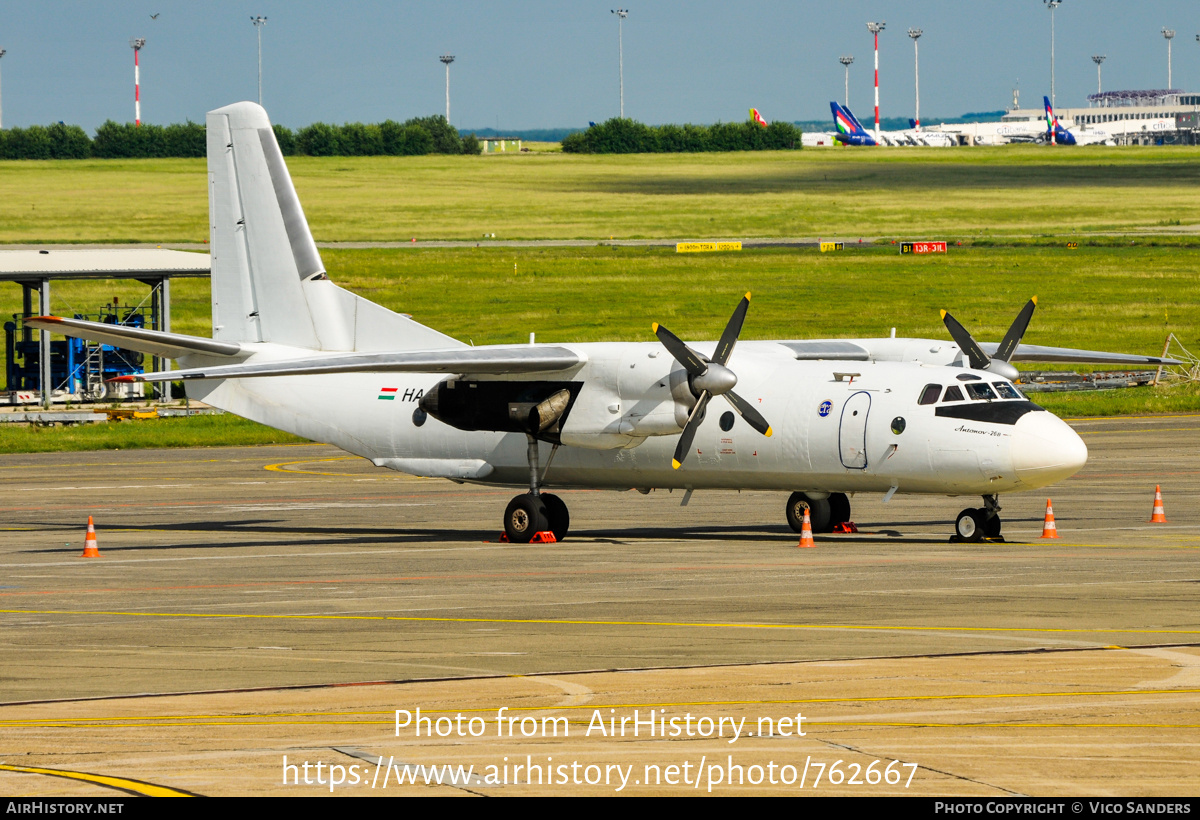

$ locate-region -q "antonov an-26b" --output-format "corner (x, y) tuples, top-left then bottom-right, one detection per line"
(27, 103), (1178, 544)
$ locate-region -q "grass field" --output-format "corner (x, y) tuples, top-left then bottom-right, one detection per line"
(2, 146), (1200, 243)
(9, 243), (1195, 354)
(0, 149), (1196, 451)
(0, 414), (306, 454)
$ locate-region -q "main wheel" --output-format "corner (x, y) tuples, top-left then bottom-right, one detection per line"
(984, 514), (1002, 539)
(828, 492), (851, 527)
(504, 494), (548, 543)
(540, 493), (570, 542)
(786, 492), (832, 534)
(955, 508), (986, 543)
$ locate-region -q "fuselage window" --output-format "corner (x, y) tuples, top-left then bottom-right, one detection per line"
(918, 384), (941, 405)
(992, 382), (1022, 400)
(966, 383), (998, 401)
(942, 385), (965, 402)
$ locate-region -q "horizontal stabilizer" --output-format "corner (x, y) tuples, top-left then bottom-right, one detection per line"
(132, 345), (586, 382)
(24, 316), (244, 359)
(981, 342), (1181, 366)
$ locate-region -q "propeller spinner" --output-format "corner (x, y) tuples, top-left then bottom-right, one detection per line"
(940, 297), (1037, 382)
(653, 293), (773, 469)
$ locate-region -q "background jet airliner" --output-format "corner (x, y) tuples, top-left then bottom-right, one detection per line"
(28, 102), (1175, 544)
(830, 102), (955, 147)
(1041, 96), (1113, 146)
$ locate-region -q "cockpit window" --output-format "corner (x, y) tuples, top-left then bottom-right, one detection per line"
(992, 382), (1022, 399)
(942, 385), (965, 402)
(918, 384), (941, 405)
(966, 383), (998, 401)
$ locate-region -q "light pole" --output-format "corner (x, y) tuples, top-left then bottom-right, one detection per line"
(839, 56), (854, 107)
(251, 16), (267, 106)
(1091, 54), (1105, 95)
(1162, 28), (1175, 88)
(130, 38), (146, 126)
(439, 55), (454, 123)
(867, 21), (885, 143)
(612, 9), (628, 118)
(0, 49), (6, 130)
(908, 28), (922, 129)
(1044, 1), (1062, 108)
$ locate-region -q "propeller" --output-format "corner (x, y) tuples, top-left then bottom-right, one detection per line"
(653, 293), (773, 469)
(940, 297), (1037, 382)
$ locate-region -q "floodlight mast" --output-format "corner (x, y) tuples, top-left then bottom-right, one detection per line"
(130, 38), (146, 126)
(0, 48), (6, 131)
(1162, 28), (1175, 89)
(1091, 54), (1105, 95)
(1044, 1), (1062, 108)
(839, 56), (854, 107)
(867, 21), (885, 143)
(251, 16), (267, 106)
(612, 9), (628, 118)
(908, 28), (922, 129)
(439, 55), (454, 122)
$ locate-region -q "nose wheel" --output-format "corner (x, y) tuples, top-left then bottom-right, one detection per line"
(952, 495), (1003, 543)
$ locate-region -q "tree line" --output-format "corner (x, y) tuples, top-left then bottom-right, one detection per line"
(561, 118), (802, 153)
(0, 116), (482, 159)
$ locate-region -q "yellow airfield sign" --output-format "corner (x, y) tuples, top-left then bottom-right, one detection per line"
(676, 242), (743, 253)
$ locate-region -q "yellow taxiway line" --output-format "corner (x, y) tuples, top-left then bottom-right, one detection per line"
(0, 763), (194, 796)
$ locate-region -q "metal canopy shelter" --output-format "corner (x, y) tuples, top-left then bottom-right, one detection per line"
(0, 249), (210, 407)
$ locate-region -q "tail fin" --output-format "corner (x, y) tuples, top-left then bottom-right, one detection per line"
(830, 101), (868, 137)
(1043, 96), (1058, 130)
(205, 102), (457, 353)
(750, 108), (768, 127)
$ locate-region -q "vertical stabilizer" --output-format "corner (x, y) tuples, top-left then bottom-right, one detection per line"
(205, 102), (460, 353)
(207, 102), (325, 347)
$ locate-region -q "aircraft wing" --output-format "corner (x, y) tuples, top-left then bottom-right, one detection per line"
(24, 316), (244, 359)
(131, 346), (586, 382)
(980, 342), (1179, 366)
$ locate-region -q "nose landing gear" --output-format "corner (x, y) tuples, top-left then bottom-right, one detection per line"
(952, 495), (1003, 543)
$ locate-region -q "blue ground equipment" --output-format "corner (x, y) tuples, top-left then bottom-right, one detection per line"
(5, 302), (146, 400)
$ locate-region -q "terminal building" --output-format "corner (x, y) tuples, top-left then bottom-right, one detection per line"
(1001, 89), (1200, 145)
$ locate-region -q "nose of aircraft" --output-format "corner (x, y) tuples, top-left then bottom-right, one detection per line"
(1011, 410), (1088, 487)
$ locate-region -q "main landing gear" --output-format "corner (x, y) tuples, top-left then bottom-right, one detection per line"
(952, 494), (1003, 543)
(503, 434), (570, 543)
(786, 492), (851, 534)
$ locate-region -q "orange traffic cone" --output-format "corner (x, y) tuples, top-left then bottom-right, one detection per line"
(1150, 485), (1168, 523)
(796, 506), (816, 548)
(1039, 499), (1059, 539)
(80, 516), (101, 557)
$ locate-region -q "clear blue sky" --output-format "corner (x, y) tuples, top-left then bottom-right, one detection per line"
(1, 1), (1197, 131)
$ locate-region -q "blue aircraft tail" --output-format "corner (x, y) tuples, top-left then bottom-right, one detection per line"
(1042, 96), (1075, 145)
(830, 101), (876, 146)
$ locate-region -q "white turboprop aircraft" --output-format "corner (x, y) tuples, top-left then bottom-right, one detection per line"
(27, 102), (1179, 544)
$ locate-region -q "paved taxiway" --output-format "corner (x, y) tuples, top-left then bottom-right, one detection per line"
(0, 414), (1197, 795)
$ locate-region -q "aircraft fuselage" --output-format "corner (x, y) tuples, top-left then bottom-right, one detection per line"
(187, 341), (1086, 499)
